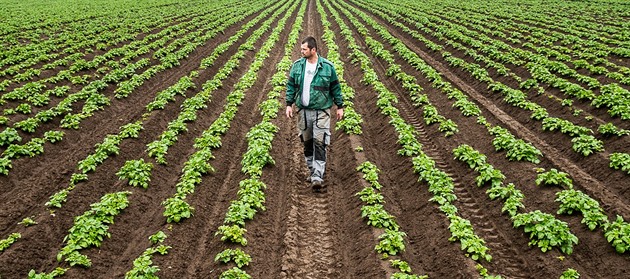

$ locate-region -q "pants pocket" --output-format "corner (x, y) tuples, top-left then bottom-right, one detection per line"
(298, 109), (307, 131)
(315, 109), (331, 129)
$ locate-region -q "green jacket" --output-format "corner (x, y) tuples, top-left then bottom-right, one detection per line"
(286, 56), (343, 110)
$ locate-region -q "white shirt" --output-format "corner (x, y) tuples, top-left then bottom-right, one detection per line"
(301, 60), (317, 107)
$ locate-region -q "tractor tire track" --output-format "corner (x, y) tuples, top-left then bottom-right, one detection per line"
(278, 2), (340, 277)
(395, 84), (530, 279)
(278, 135), (339, 279)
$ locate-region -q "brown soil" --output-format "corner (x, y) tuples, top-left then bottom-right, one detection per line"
(1, 0), (629, 278)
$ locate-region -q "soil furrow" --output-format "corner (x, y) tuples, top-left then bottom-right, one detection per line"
(2, 1), (630, 278)
(0, 2), (263, 238)
(389, 13), (630, 216)
(0, 2), (278, 277)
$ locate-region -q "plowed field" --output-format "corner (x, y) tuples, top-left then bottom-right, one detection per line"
(1, 0), (629, 278)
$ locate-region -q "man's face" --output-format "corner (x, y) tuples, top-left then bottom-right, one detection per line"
(301, 43), (314, 59)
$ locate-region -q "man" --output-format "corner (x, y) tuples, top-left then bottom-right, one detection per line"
(285, 36), (344, 193)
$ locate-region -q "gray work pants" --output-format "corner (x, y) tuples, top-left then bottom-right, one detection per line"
(297, 108), (331, 183)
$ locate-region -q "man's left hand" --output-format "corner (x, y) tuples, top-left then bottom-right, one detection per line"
(336, 108), (344, 120)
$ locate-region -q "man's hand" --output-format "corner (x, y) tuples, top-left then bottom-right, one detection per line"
(336, 108), (344, 120)
(286, 106), (294, 118)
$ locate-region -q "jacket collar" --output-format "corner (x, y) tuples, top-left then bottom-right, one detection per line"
(300, 56), (323, 68)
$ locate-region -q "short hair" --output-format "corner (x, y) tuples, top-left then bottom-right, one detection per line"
(302, 36), (317, 51)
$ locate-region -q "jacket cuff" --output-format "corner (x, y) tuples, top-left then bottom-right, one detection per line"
(286, 101), (294, 106)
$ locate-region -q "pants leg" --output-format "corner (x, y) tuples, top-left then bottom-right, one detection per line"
(298, 109), (314, 177)
(298, 109), (331, 182)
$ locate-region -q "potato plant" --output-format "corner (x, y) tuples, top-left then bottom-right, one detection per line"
(609, 153), (630, 174)
(556, 188), (608, 230)
(125, 231), (171, 279)
(117, 159), (153, 188)
(604, 216), (630, 254)
(535, 168), (573, 188)
(214, 248), (252, 268)
(512, 210), (578, 255)
(0, 232), (21, 252)
(57, 191), (131, 267)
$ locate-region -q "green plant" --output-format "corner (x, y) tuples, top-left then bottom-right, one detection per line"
(125, 244), (171, 279)
(216, 225), (247, 246)
(390, 273), (428, 279)
(486, 183), (524, 217)
(43, 130), (64, 143)
(475, 165), (506, 188)
(120, 122), (144, 138)
(448, 214), (492, 262)
(556, 188), (608, 230)
(241, 122), (277, 177)
(236, 186), (266, 214)
(149, 231), (167, 245)
(452, 98), (481, 117)
(535, 168), (572, 188)
(453, 144), (487, 170)
(375, 229), (406, 257)
(117, 159), (153, 188)
(356, 187), (385, 205)
(361, 204), (399, 230)
(609, 153), (630, 174)
(19, 217), (38, 227)
(336, 108), (364, 134)
(571, 134), (604, 156)
(14, 118), (39, 133)
(0, 232), (21, 251)
(598, 123), (629, 137)
(390, 259), (412, 273)
(16, 103), (32, 114)
(57, 191), (131, 267)
(162, 197), (194, 223)
(512, 210), (578, 254)
(542, 117), (591, 137)
(603, 215), (630, 254)
(438, 119), (458, 137)
(219, 267), (251, 279)
(46, 189), (69, 208)
(224, 200), (257, 227)
(27, 267), (68, 279)
(561, 99), (573, 107)
(214, 248), (252, 268)
(0, 156), (12, 175)
(560, 268), (580, 279)
(475, 264), (503, 279)
(489, 126), (542, 163)
(70, 173), (88, 185)
(0, 128), (22, 146)
(357, 161), (381, 188)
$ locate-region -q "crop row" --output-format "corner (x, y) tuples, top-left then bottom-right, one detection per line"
(212, 1), (304, 277)
(339, 0), (545, 168)
(354, 0), (630, 176)
(16, 1), (283, 276)
(318, 2), (427, 278)
(0, 2), (271, 176)
(162, 0), (293, 226)
(324, 0), (498, 277)
(373, 0), (630, 128)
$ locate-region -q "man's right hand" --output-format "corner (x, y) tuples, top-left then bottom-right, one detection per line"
(286, 106), (293, 118)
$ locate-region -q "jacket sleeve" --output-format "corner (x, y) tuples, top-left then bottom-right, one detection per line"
(286, 63), (297, 106)
(329, 66), (344, 109)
